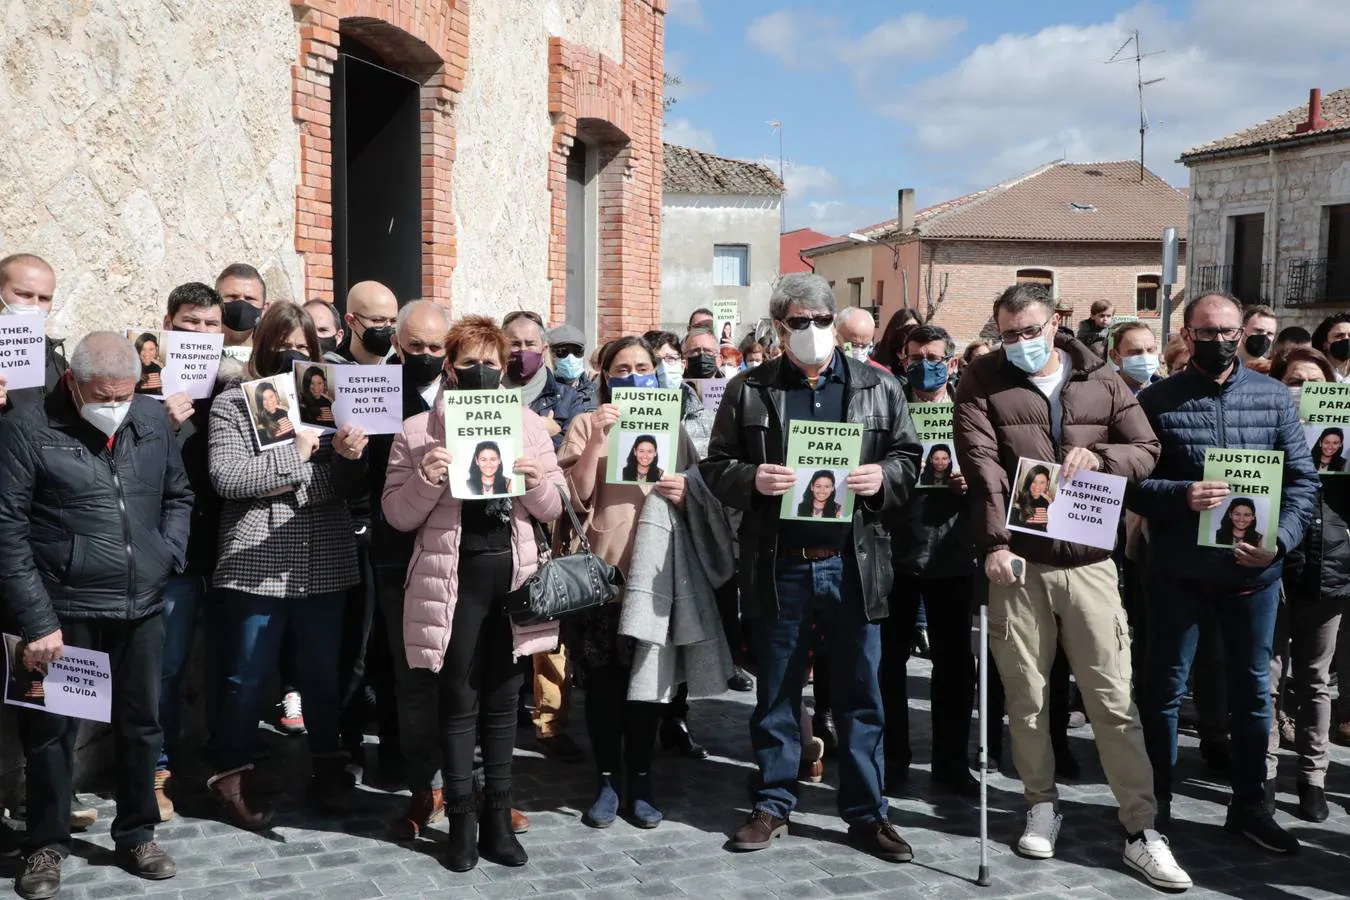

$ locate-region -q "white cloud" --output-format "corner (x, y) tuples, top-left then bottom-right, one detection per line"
(758, 157), (840, 198)
(746, 10), (965, 79)
(666, 0), (704, 27)
(791, 200), (889, 236)
(663, 118), (716, 151)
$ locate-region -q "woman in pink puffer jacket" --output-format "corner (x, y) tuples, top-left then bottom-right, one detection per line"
(382, 315), (565, 874)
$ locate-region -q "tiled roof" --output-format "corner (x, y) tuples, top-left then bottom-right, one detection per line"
(663, 143), (784, 195)
(1181, 87), (1350, 162)
(866, 161), (1187, 242)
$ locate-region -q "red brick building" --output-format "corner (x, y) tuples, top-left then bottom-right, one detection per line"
(779, 228), (835, 274)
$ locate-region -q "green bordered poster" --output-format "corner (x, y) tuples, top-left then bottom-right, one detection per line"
(1299, 381), (1350, 474)
(780, 421), (863, 521)
(1197, 449), (1283, 549)
(712, 299), (739, 346)
(1107, 315), (1141, 353)
(607, 387), (682, 484)
(443, 388), (525, 500)
(910, 402), (958, 489)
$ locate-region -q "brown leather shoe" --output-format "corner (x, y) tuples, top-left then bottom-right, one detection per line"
(154, 770), (174, 822)
(847, 821), (914, 863)
(208, 769), (274, 830)
(15, 848), (62, 900)
(114, 842), (178, 880)
(798, 736), (825, 783)
(729, 809), (788, 851)
(391, 789), (445, 841)
(511, 807), (529, 834)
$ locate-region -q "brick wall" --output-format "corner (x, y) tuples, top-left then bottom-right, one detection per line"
(917, 239), (1187, 346)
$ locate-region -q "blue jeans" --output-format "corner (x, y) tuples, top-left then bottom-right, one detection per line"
(212, 589), (345, 773)
(1141, 575), (1280, 809)
(158, 575), (206, 772)
(750, 554), (886, 824)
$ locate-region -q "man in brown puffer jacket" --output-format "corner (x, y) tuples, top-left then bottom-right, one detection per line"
(954, 283), (1190, 892)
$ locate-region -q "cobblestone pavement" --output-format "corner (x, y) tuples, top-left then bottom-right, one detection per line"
(7, 659), (1350, 899)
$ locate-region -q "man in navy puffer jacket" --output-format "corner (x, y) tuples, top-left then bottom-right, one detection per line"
(1130, 292), (1317, 855)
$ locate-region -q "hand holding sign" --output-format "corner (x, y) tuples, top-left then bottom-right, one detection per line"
(513, 456), (544, 490)
(294, 428), (318, 461)
(755, 464), (797, 497)
(1060, 447), (1100, 483)
(949, 472), (968, 496)
(422, 446), (453, 485)
(653, 473), (687, 507)
(334, 424), (368, 460)
(846, 463), (884, 497)
(1235, 540), (1277, 569)
(163, 392), (194, 429)
(1187, 480), (1230, 512)
(593, 403), (621, 438)
(0, 373), (7, 409)
(22, 629), (64, 671)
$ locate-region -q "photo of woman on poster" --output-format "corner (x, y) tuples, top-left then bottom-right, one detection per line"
(1214, 497), (1265, 548)
(299, 365), (336, 427)
(1010, 463), (1055, 532)
(720, 321), (734, 344)
(621, 434), (664, 483)
(919, 442), (956, 487)
(252, 381), (295, 446)
(795, 469), (843, 519)
(466, 440), (514, 496)
(1314, 426), (1346, 472)
(134, 332), (164, 394)
(5, 635), (46, 708)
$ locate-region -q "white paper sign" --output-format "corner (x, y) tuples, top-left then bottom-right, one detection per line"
(1005, 457), (1127, 551)
(691, 378), (727, 412)
(161, 332), (223, 400)
(334, 367), (403, 435)
(4, 634), (112, 723)
(0, 316), (47, 390)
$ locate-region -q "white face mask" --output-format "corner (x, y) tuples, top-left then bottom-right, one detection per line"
(786, 323), (835, 367)
(658, 360), (684, 390)
(846, 342), (874, 363)
(0, 299), (41, 316)
(76, 383), (131, 438)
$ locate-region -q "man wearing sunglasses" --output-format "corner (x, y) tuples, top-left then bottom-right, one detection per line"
(701, 273), (922, 864)
(1131, 292), (1317, 856)
(954, 283), (1189, 891)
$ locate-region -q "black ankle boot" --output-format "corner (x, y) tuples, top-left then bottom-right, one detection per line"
(444, 794), (479, 872)
(479, 789), (527, 867)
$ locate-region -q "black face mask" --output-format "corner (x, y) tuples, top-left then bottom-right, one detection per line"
(685, 353), (718, 379)
(318, 335), (338, 357)
(272, 349), (310, 377)
(1190, 339), (1239, 376)
(402, 352), (446, 387)
(453, 363), (502, 391)
(222, 300), (261, 332)
(1243, 333), (1273, 359)
(359, 324), (395, 357)
(1330, 339), (1350, 363)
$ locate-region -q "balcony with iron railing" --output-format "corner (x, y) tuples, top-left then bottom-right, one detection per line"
(1192, 263), (1273, 306)
(1285, 258), (1350, 307)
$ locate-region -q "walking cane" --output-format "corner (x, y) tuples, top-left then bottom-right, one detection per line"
(977, 582), (991, 887)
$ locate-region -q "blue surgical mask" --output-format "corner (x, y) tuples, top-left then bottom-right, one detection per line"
(1005, 336), (1050, 374)
(1119, 353), (1159, 385)
(905, 359), (950, 394)
(554, 354), (584, 381)
(607, 371), (659, 391)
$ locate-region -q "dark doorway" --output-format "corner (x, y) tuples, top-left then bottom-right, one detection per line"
(1326, 204), (1350, 302)
(565, 141), (590, 331)
(332, 40), (422, 311)
(1229, 213), (1265, 305)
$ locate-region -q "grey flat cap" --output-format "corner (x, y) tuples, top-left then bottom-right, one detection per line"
(547, 323), (586, 347)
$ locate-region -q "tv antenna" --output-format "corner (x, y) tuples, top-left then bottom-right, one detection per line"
(769, 120), (785, 232)
(1107, 29), (1165, 183)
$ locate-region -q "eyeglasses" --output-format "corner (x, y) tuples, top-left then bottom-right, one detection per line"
(998, 321), (1049, 344)
(352, 312), (397, 329)
(655, 352), (682, 365)
(1187, 326), (1242, 342)
(782, 315), (834, 331)
(905, 353), (951, 365)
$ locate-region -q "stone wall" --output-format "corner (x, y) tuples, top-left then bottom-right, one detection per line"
(0, 0), (303, 338)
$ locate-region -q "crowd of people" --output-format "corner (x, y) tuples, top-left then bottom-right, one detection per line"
(0, 249), (1348, 898)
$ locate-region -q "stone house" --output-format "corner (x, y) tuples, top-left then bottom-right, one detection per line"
(1181, 87), (1350, 333)
(802, 161), (1189, 346)
(0, 0), (667, 342)
(659, 144), (782, 337)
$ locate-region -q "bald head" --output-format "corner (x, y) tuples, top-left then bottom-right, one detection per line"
(835, 307), (875, 347)
(393, 299), (452, 376)
(0, 253), (56, 314)
(344, 280), (398, 362)
(346, 281), (398, 321)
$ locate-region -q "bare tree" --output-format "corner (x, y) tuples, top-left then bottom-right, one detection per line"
(922, 251), (950, 324)
(663, 73), (681, 113)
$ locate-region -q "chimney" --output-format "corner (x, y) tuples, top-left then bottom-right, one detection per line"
(897, 188), (915, 233)
(1294, 87), (1327, 134)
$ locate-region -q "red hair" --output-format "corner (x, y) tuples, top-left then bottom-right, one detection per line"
(444, 315), (508, 367)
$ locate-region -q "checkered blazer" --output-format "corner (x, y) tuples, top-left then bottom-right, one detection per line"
(208, 384), (361, 598)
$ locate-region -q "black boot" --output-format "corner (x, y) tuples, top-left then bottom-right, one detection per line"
(444, 794), (479, 872)
(307, 754), (356, 812)
(479, 789), (527, 867)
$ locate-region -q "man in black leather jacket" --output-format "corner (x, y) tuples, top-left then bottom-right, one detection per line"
(0, 332), (192, 899)
(701, 273), (921, 864)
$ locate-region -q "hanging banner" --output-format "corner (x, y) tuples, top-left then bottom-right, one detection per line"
(607, 387), (681, 485)
(444, 388), (525, 499)
(1197, 449), (1284, 549)
(780, 421), (862, 521)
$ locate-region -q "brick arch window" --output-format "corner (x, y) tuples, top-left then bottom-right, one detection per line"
(1136, 273), (1162, 313)
(1015, 268), (1056, 295)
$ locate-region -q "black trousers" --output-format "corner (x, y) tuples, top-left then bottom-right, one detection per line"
(583, 666), (660, 775)
(20, 614), (165, 854)
(881, 575), (976, 768)
(440, 550), (521, 797)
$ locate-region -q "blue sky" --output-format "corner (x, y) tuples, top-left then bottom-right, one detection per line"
(663, 0), (1350, 235)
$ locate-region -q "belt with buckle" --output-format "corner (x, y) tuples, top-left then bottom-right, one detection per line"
(783, 547), (842, 562)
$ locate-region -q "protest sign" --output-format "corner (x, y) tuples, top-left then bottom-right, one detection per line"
(1299, 381), (1350, 473)
(334, 366), (403, 435)
(0, 315), (47, 390)
(126, 330), (168, 395)
(4, 634), (112, 723)
(1005, 458), (1126, 550)
(241, 372), (301, 451)
(690, 378), (727, 413)
(293, 361), (338, 429)
(713, 299), (739, 346)
(444, 388), (525, 499)
(1197, 449), (1284, 549)
(911, 403), (959, 489)
(780, 421), (863, 521)
(162, 332), (223, 400)
(607, 387), (681, 485)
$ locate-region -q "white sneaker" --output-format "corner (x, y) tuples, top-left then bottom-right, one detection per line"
(1017, 802), (1062, 859)
(1124, 829), (1192, 892)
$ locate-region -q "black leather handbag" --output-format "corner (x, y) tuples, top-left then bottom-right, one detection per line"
(503, 486), (624, 626)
